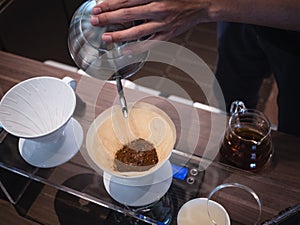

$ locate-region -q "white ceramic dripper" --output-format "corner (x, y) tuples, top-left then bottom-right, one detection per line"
(0, 76), (83, 168)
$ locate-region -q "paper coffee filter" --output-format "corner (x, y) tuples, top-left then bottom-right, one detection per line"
(86, 102), (176, 178)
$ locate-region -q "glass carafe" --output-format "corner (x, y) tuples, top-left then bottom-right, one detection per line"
(220, 101), (273, 171)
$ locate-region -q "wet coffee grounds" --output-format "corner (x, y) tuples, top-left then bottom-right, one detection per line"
(114, 138), (158, 172)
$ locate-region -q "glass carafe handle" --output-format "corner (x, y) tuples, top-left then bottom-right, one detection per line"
(229, 100), (246, 115)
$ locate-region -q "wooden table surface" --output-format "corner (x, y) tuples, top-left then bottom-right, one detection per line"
(0, 51), (299, 225)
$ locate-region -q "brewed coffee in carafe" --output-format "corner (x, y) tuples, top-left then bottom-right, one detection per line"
(220, 101), (273, 170)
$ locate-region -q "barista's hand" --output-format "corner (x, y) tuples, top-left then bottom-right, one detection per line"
(90, 0), (214, 43)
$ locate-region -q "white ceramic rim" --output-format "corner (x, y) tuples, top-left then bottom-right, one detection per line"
(177, 197), (230, 225)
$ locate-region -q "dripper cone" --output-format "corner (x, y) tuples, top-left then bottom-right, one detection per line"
(86, 102), (176, 178)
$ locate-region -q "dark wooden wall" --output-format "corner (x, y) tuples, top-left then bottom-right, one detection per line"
(0, 0), (85, 65)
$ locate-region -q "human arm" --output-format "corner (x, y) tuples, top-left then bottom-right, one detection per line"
(90, 0), (300, 43)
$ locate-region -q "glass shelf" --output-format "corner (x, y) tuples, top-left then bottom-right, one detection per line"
(0, 133), (209, 224)
(0, 126), (280, 225)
